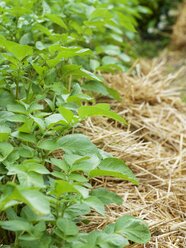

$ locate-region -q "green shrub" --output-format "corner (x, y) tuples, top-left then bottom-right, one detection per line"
(0, 1), (150, 247)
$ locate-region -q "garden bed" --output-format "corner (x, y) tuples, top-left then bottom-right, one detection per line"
(78, 58), (186, 248)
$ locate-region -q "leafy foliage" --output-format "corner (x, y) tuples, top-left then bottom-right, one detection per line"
(0, 0), (150, 247)
(138, 0), (182, 37)
(136, 0), (182, 57)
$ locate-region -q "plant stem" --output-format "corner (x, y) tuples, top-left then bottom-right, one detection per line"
(15, 80), (19, 99)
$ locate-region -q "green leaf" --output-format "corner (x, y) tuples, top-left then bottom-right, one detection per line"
(80, 69), (102, 82)
(84, 196), (105, 215)
(57, 218), (78, 236)
(91, 188), (123, 205)
(8, 160), (49, 175)
(28, 102), (44, 113)
(12, 131), (37, 144)
(45, 114), (67, 127)
(101, 45), (121, 56)
(30, 116), (45, 131)
(37, 138), (59, 151)
(89, 158), (138, 185)
(18, 119), (33, 133)
(42, 0), (51, 14)
(6, 114), (27, 123)
(68, 154), (100, 173)
(97, 64), (123, 73)
(65, 203), (90, 219)
(34, 221), (46, 233)
(18, 146), (34, 158)
(90, 59), (100, 71)
(0, 126), (11, 142)
(89, 8), (112, 21)
(54, 180), (77, 195)
(102, 56), (119, 65)
(75, 231), (99, 248)
(7, 104), (27, 114)
(46, 14), (67, 29)
(74, 185), (89, 198)
(0, 112), (12, 124)
(16, 172), (45, 188)
(78, 103), (127, 124)
(35, 41), (48, 51)
(57, 134), (98, 155)
(58, 106), (74, 123)
(50, 158), (68, 172)
(0, 91), (15, 108)
(19, 33), (32, 45)
(96, 232), (129, 247)
(54, 180), (89, 198)
(106, 233), (129, 247)
(69, 174), (88, 183)
(64, 154), (89, 166)
(32, 64), (46, 76)
(0, 142), (14, 162)
(48, 45), (90, 58)
(61, 65), (102, 82)
(82, 81), (120, 100)
(33, 23), (51, 36)
(0, 220), (32, 232)
(119, 53), (131, 63)
(115, 215), (150, 244)
(18, 188), (51, 216)
(3, 40), (33, 61)
(0, 185), (50, 216)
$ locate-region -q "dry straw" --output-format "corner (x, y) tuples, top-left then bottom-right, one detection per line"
(78, 58), (186, 248)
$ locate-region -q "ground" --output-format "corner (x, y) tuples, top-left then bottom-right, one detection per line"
(78, 49), (186, 248)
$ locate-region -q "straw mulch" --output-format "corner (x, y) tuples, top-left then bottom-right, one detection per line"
(172, 0), (186, 48)
(78, 59), (186, 247)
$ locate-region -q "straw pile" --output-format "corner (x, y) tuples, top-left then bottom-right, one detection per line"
(78, 59), (186, 247)
(172, 0), (186, 48)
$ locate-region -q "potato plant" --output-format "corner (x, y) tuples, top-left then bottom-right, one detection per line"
(0, 0), (150, 247)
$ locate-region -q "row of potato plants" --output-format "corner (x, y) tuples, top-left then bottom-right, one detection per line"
(0, 0), (150, 247)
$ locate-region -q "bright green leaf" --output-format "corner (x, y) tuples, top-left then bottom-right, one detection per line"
(4, 40), (33, 61)
(0, 126), (11, 142)
(58, 106), (74, 123)
(78, 104), (127, 124)
(115, 215), (150, 244)
(89, 158), (138, 185)
(0, 142), (14, 162)
(0, 220), (32, 232)
(91, 188), (123, 205)
(46, 14), (67, 29)
(57, 134), (98, 155)
(84, 196), (105, 215)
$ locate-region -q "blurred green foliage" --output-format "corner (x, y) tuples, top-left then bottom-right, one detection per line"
(0, 1), (152, 247)
(136, 0), (183, 57)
